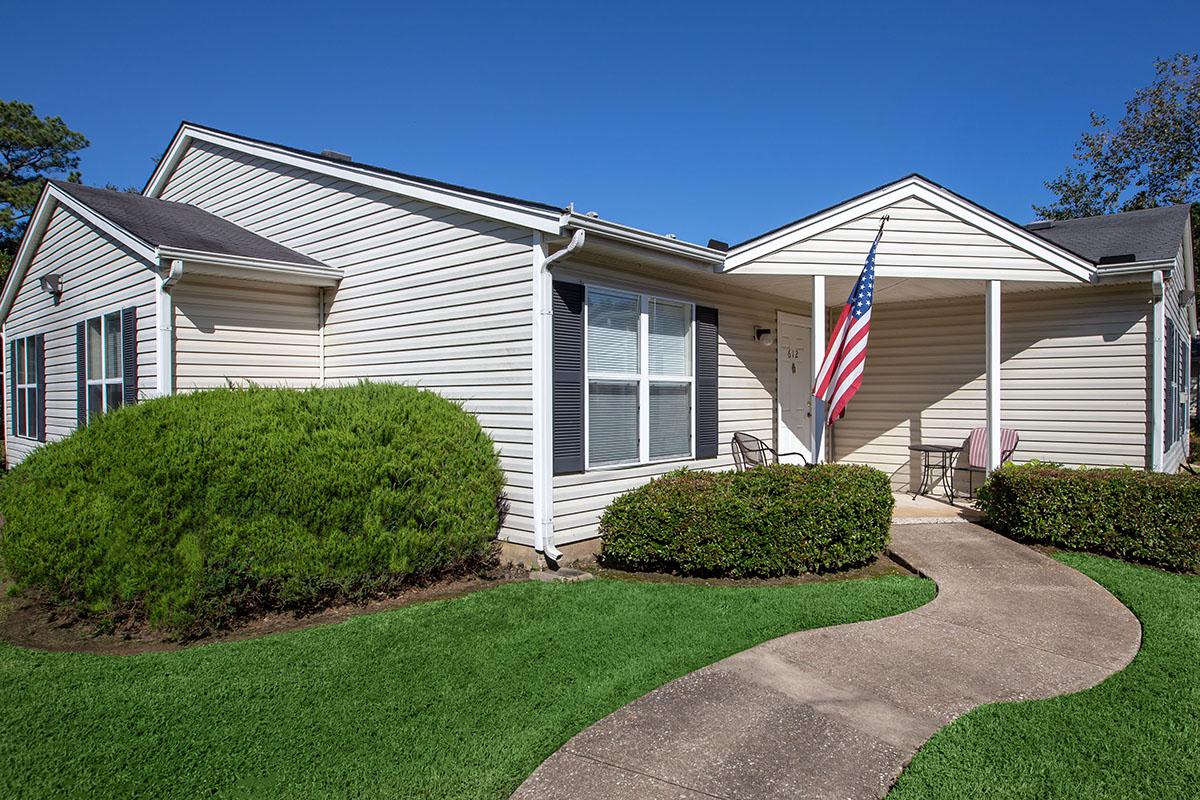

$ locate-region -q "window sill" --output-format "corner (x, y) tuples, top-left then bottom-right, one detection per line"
(585, 454), (700, 474)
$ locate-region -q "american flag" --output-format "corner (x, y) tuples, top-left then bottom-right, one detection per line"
(813, 235), (878, 423)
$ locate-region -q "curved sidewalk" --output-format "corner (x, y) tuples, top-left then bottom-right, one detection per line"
(512, 523), (1141, 800)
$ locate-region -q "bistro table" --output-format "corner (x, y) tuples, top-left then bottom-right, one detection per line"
(908, 444), (962, 503)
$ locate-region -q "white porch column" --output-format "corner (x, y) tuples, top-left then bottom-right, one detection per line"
(985, 280), (1002, 470)
(1150, 270), (1165, 471)
(811, 275), (827, 462)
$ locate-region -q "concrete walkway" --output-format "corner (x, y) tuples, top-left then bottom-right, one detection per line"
(512, 523), (1141, 800)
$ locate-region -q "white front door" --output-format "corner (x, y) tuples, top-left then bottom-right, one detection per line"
(776, 312), (813, 464)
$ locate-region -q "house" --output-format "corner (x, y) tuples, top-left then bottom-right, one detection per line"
(1, 122), (1195, 565)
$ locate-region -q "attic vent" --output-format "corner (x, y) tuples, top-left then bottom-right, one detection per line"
(585, 211), (600, 218)
(1098, 254), (1136, 265)
(1026, 220), (1054, 230)
(707, 239), (730, 252)
(321, 149), (353, 162)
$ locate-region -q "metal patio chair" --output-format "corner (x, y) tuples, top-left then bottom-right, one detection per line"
(731, 431), (810, 471)
(954, 426), (1020, 499)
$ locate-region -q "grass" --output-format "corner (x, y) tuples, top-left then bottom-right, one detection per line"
(0, 574), (932, 799)
(889, 552), (1200, 799)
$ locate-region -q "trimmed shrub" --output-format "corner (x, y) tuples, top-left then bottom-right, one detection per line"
(979, 463), (1200, 572)
(599, 464), (894, 577)
(0, 383), (504, 634)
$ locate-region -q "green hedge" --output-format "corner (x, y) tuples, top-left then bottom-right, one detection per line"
(599, 464), (894, 577)
(979, 463), (1200, 572)
(0, 383), (504, 634)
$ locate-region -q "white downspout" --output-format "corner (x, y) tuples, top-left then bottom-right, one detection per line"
(318, 288), (326, 387)
(154, 259), (183, 396)
(531, 228), (586, 565)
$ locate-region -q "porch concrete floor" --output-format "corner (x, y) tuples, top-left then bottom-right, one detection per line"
(510, 522), (1141, 800)
(891, 492), (983, 524)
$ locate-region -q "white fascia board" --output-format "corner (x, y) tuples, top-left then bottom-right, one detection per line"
(562, 213), (724, 266)
(160, 247), (343, 287)
(724, 176), (1097, 282)
(0, 183), (159, 326)
(145, 126), (564, 235)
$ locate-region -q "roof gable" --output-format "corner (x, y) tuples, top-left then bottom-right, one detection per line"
(143, 122), (565, 234)
(724, 175), (1097, 283)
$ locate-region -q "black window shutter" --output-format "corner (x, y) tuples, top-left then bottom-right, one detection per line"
(8, 340), (15, 437)
(35, 334), (46, 442)
(552, 281), (585, 475)
(1165, 318), (1175, 449)
(695, 305), (719, 459)
(76, 321), (87, 428)
(121, 306), (138, 406)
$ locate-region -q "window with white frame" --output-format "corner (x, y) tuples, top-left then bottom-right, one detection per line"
(585, 287), (693, 467)
(86, 311), (124, 420)
(13, 336), (40, 439)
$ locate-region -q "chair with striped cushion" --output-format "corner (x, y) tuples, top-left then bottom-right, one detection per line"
(955, 426), (1019, 499)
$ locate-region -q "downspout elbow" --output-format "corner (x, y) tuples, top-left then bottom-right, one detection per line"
(544, 229), (585, 271)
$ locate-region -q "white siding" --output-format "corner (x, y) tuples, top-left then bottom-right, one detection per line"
(174, 275), (321, 390)
(741, 197), (1079, 283)
(3, 204), (156, 465)
(550, 258), (805, 544)
(159, 141), (537, 543)
(831, 284), (1151, 491)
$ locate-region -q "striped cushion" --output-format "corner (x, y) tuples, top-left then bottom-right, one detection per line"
(966, 427), (1019, 469)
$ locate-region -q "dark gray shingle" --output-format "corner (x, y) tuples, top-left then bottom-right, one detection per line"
(51, 181), (325, 267)
(1026, 204), (1192, 265)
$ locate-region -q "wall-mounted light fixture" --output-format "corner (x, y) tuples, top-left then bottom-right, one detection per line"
(38, 273), (63, 304)
(754, 326), (775, 347)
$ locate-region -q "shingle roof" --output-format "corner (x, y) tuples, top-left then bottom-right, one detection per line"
(51, 180), (325, 267)
(1025, 204), (1192, 265)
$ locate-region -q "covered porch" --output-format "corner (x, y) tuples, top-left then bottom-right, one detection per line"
(718, 175), (1151, 492)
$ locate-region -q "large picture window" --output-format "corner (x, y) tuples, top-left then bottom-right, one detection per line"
(12, 336), (40, 439)
(585, 287), (693, 468)
(86, 311), (124, 420)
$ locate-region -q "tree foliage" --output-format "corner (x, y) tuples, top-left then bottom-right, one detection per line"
(0, 100), (90, 281)
(1034, 54), (1200, 289)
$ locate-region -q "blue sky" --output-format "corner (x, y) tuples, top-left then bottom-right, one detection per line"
(9, 0), (1198, 244)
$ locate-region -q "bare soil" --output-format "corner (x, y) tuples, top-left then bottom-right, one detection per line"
(0, 563), (528, 657)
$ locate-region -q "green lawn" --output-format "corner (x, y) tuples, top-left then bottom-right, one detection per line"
(890, 553), (1200, 799)
(0, 574), (932, 799)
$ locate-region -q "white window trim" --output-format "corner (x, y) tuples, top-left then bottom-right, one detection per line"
(583, 285), (695, 470)
(85, 311), (124, 419)
(13, 335), (39, 440)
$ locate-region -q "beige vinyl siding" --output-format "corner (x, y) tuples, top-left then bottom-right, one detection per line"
(744, 197), (1079, 284)
(832, 284), (1150, 491)
(550, 258), (802, 544)
(3, 204), (156, 465)
(173, 275), (321, 390)
(159, 141), (537, 543)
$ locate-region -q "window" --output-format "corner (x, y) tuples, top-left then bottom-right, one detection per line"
(86, 311), (124, 420)
(585, 287), (693, 467)
(12, 336), (40, 439)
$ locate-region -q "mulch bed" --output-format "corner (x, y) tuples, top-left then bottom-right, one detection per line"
(0, 563), (528, 657)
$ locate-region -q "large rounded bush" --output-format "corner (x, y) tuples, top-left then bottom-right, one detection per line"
(0, 383), (504, 634)
(599, 464), (893, 576)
